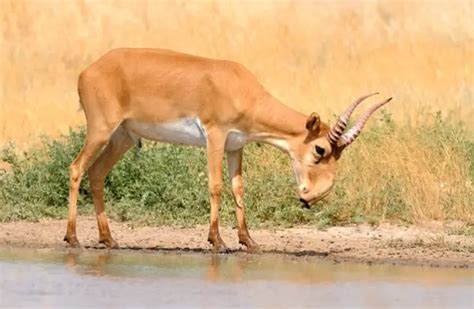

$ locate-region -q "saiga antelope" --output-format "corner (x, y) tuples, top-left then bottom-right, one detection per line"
(64, 48), (391, 253)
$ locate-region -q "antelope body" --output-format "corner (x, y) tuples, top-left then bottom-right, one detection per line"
(65, 48), (391, 252)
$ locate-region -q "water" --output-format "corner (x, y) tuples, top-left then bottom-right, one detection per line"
(0, 248), (472, 308)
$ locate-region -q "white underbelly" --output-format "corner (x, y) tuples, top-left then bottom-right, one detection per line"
(124, 118), (248, 151)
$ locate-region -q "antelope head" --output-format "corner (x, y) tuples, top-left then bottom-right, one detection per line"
(290, 93), (392, 207)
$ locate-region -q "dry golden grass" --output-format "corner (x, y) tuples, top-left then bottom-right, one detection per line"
(0, 0), (472, 224)
(1, 0), (473, 146)
(339, 117), (473, 223)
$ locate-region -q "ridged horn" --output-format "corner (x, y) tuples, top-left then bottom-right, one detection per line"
(326, 93), (379, 145)
(337, 97), (393, 147)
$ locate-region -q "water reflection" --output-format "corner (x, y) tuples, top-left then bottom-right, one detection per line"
(64, 252), (112, 277)
(48, 249), (473, 287)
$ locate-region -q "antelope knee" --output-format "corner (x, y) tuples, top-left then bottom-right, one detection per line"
(232, 181), (244, 197)
(209, 182), (223, 197)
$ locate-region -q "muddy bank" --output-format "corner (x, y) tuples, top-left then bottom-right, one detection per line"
(0, 216), (472, 267)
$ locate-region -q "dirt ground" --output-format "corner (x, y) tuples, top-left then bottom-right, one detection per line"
(0, 216), (472, 268)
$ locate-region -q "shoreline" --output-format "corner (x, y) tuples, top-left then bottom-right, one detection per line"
(0, 216), (472, 268)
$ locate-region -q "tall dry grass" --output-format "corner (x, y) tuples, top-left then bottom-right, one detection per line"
(1, 0), (472, 146)
(0, 0), (472, 224)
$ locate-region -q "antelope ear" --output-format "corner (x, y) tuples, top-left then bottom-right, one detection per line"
(305, 112), (321, 132)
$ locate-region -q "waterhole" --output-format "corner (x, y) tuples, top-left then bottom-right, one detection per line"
(0, 248), (472, 308)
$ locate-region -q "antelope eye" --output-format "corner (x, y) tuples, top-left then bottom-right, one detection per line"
(315, 145), (326, 157)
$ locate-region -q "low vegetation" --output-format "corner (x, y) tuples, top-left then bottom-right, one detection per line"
(0, 112), (472, 228)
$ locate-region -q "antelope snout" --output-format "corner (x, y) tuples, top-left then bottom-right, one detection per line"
(298, 184), (309, 195)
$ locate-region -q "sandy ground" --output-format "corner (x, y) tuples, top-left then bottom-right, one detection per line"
(0, 216), (472, 268)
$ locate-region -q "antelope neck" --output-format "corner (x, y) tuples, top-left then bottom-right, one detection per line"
(247, 96), (307, 151)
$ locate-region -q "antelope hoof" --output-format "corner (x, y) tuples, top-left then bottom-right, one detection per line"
(239, 236), (260, 253)
(208, 235), (230, 254)
(213, 243), (231, 254)
(63, 234), (81, 248)
(99, 237), (119, 249)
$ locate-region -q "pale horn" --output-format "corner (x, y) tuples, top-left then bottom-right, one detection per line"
(337, 97), (393, 148)
(326, 93), (379, 145)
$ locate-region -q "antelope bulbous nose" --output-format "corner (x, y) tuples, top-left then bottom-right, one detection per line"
(298, 184), (309, 194)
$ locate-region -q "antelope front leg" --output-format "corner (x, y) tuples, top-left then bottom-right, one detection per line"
(227, 148), (260, 252)
(206, 128), (229, 253)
